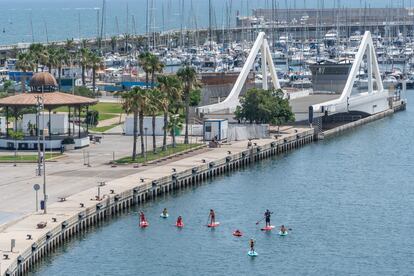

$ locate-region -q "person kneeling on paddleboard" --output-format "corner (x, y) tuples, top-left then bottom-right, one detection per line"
(250, 238), (255, 252)
(264, 209), (273, 227)
(177, 216), (183, 225)
(280, 225), (287, 234)
(162, 208), (168, 216)
(209, 209), (216, 225)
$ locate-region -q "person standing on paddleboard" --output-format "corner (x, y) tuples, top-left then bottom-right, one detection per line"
(249, 238), (255, 252)
(139, 211), (146, 223)
(264, 209), (273, 227)
(209, 209), (216, 225)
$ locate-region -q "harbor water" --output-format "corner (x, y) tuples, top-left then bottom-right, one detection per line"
(29, 93), (414, 276)
(0, 0), (401, 45)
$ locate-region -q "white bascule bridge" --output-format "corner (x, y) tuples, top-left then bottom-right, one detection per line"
(197, 31), (397, 126)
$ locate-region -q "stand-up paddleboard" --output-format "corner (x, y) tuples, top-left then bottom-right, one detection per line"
(207, 222), (220, 228)
(233, 231), (243, 237)
(176, 222), (184, 228)
(279, 231), (288, 236)
(139, 221), (149, 228)
(160, 213), (169, 218)
(261, 225), (275, 231)
(248, 251), (258, 257)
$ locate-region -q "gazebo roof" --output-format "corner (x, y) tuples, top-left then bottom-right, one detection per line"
(0, 92), (98, 108)
(30, 72), (58, 88)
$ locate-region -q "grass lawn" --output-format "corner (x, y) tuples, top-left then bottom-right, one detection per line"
(115, 144), (202, 164)
(90, 124), (121, 133)
(55, 102), (123, 114)
(0, 153), (62, 162)
(99, 113), (118, 121)
(91, 102), (123, 114)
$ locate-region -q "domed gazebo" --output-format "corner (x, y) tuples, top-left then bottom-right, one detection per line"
(0, 72), (98, 150)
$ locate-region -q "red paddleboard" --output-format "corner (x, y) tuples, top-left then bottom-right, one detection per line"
(139, 221), (149, 228)
(232, 231), (243, 237)
(176, 222), (184, 228)
(261, 225), (275, 231)
(207, 222), (220, 228)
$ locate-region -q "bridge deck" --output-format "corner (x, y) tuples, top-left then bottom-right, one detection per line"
(290, 94), (340, 122)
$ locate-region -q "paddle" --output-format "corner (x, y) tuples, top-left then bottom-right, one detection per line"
(255, 217), (265, 225)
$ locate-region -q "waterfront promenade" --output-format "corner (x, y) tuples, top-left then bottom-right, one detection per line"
(0, 126), (313, 275)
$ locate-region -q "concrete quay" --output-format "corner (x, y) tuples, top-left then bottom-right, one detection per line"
(319, 101), (407, 140)
(0, 127), (314, 276)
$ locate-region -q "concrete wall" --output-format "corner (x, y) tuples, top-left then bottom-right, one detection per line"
(20, 114), (69, 135)
(0, 117), (6, 134)
(124, 116), (167, 136)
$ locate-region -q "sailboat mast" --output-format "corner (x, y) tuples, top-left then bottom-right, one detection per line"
(209, 0), (212, 50)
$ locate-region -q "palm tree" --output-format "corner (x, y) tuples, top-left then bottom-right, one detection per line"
(16, 52), (35, 93)
(110, 36), (118, 52)
(168, 115), (183, 148)
(157, 75), (182, 150)
(124, 34), (131, 54)
(121, 90), (139, 161)
(88, 52), (103, 97)
(65, 39), (75, 52)
(46, 45), (58, 75)
(139, 52), (152, 88)
(79, 48), (90, 86)
(146, 89), (162, 153)
(147, 54), (164, 88)
(29, 43), (48, 72)
(177, 66), (200, 144)
(55, 48), (69, 91)
(121, 87), (148, 161)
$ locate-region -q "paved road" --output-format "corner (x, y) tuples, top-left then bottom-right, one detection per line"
(0, 134), (181, 225)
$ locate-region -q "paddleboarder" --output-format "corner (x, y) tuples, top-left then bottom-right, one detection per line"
(209, 209), (216, 225)
(280, 225), (287, 234)
(264, 209), (273, 227)
(176, 216), (183, 227)
(249, 238), (255, 252)
(162, 208), (168, 217)
(139, 211), (146, 223)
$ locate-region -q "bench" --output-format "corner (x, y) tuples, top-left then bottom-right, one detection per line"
(58, 197), (67, 202)
(37, 221), (47, 229)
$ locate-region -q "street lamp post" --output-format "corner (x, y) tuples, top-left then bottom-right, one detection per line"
(41, 85), (47, 214)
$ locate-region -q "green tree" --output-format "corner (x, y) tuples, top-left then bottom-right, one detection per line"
(29, 43), (48, 72)
(88, 52), (103, 97)
(121, 87), (148, 161)
(147, 54), (164, 88)
(74, 86), (94, 98)
(110, 36), (118, 52)
(79, 48), (90, 86)
(54, 48), (69, 91)
(139, 52), (151, 88)
(168, 114), (183, 148)
(177, 66), (200, 144)
(235, 88), (295, 127)
(157, 75), (182, 150)
(146, 89), (161, 153)
(16, 52), (35, 93)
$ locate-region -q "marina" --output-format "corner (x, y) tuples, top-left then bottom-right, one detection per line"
(0, 0), (412, 275)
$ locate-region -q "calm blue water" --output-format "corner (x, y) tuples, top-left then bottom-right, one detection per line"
(0, 0), (404, 45)
(29, 92), (414, 276)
